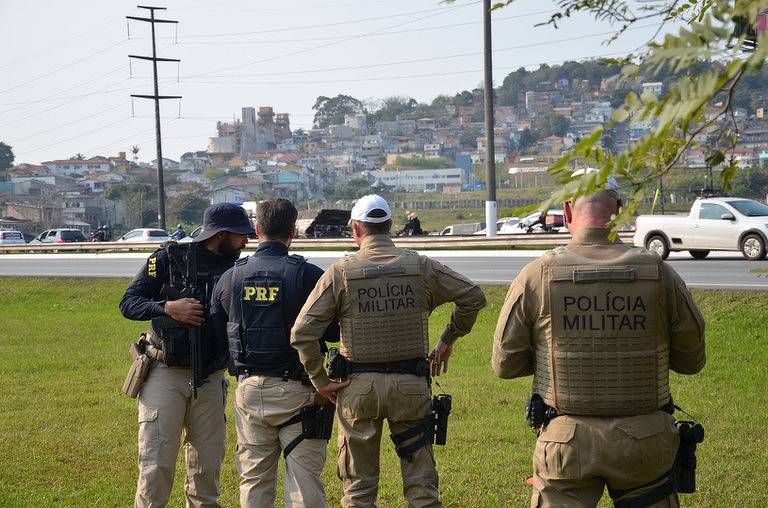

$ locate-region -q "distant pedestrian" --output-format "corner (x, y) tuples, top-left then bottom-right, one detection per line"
(401, 211), (423, 236)
(170, 224), (187, 241)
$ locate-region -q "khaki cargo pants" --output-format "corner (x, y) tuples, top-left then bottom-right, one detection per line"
(530, 412), (680, 508)
(336, 372), (440, 508)
(135, 365), (227, 508)
(234, 375), (327, 508)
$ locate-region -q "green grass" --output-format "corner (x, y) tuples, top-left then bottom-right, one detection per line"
(0, 279), (766, 507)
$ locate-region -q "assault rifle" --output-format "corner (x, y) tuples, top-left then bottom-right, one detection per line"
(183, 243), (207, 399)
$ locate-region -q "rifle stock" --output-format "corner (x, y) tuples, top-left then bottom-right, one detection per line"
(184, 244), (207, 399)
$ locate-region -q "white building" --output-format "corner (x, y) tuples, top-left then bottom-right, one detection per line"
(369, 167), (462, 192)
(43, 159), (111, 176)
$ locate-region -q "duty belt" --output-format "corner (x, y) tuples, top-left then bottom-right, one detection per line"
(346, 358), (429, 377)
(238, 368), (311, 386)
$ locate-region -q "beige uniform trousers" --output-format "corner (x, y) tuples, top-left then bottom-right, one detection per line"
(135, 365), (227, 508)
(336, 372), (440, 508)
(234, 375), (327, 508)
(530, 412), (680, 508)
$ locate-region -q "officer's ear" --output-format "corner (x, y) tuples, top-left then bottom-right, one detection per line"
(563, 201), (574, 226)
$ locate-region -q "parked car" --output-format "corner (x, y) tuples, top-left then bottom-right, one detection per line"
(30, 228), (88, 244)
(633, 197), (768, 260)
(473, 217), (520, 235)
(117, 228), (171, 243)
(178, 225), (203, 243)
(0, 230), (26, 245)
(439, 222), (484, 236)
(507, 210), (567, 234)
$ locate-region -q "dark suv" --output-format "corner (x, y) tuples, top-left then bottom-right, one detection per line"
(30, 228), (88, 244)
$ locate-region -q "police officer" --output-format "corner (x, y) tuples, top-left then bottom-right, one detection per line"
(209, 198), (339, 507)
(120, 202), (254, 508)
(491, 172), (706, 507)
(291, 194), (486, 508)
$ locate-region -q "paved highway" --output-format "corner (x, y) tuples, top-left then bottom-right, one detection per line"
(1, 250), (767, 290)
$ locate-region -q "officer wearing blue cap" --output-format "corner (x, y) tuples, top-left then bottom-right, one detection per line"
(120, 202), (254, 508)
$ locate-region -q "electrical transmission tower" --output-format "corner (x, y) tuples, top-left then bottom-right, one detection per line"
(127, 5), (180, 230)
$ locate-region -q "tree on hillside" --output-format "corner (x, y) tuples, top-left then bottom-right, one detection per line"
(104, 183), (154, 229)
(0, 142), (14, 170)
(312, 94), (365, 128)
(431, 95), (453, 107)
(515, 128), (539, 154)
(203, 168), (227, 183)
(168, 193), (210, 227)
(459, 127), (481, 148)
(370, 96), (417, 123)
(70, 153), (85, 160)
(538, 112), (570, 138)
(452, 0), (768, 226)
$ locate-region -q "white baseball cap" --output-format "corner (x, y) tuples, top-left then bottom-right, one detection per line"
(571, 167), (619, 191)
(351, 194), (392, 223)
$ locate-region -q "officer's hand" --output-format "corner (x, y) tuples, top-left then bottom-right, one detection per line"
(164, 298), (205, 326)
(429, 340), (453, 377)
(314, 391), (334, 407)
(316, 380), (350, 404)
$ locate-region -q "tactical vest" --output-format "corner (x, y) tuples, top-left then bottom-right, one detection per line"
(340, 250), (429, 362)
(150, 243), (227, 371)
(227, 253), (306, 376)
(535, 246), (670, 416)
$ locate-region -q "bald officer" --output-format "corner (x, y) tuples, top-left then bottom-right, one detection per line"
(492, 173), (706, 508)
(291, 194), (486, 508)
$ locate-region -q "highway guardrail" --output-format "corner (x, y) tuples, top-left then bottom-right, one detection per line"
(0, 233), (635, 253)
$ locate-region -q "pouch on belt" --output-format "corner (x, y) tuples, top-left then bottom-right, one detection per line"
(122, 333), (154, 398)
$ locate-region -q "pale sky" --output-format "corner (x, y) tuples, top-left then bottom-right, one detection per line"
(0, 0), (667, 165)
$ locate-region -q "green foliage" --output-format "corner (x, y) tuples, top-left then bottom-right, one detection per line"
(392, 157), (451, 169)
(485, 1), (768, 231)
(515, 128), (539, 154)
(103, 183), (154, 229)
(537, 112), (570, 138)
(203, 167), (227, 183)
(0, 141), (14, 170)
(1, 279), (767, 507)
(370, 96), (418, 123)
(325, 177), (370, 200)
(167, 193), (211, 228)
(312, 94), (365, 128)
(459, 127), (481, 148)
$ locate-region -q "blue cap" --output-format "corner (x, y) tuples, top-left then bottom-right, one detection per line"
(195, 203), (255, 242)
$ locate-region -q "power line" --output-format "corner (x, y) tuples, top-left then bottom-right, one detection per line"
(185, 0), (414, 13)
(19, 117), (133, 157)
(0, 15), (124, 72)
(183, 2), (478, 79)
(181, 49), (635, 86)
(172, 12), (552, 46)
(159, 2), (482, 40)
(0, 39), (128, 97)
(82, 118), (178, 157)
(0, 79), (177, 107)
(12, 101), (131, 143)
(183, 25), (652, 80)
(0, 77), (132, 129)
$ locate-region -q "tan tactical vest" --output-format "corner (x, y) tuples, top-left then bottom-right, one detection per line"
(535, 247), (670, 416)
(339, 250), (429, 362)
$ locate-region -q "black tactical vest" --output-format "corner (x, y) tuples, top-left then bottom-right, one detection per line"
(150, 242), (229, 372)
(227, 253), (306, 377)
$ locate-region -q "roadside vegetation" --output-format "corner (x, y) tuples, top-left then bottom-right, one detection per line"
(0, 279), (765, 506)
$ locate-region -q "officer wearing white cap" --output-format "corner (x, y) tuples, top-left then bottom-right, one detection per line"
(291, 194), (487, 508)
(120, 202), (254, 508)
(492, 169), (706, 507)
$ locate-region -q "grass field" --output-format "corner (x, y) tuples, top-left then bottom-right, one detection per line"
(0, 278), (766, 507)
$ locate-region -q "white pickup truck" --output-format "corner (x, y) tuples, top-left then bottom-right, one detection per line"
(633, 197), (768, 260)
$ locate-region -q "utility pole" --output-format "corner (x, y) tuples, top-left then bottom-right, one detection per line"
(127, 5), (180, 230)
(483, 0), (497, 236)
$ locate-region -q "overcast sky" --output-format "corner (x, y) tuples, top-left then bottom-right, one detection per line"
(0, 0), (667, 165)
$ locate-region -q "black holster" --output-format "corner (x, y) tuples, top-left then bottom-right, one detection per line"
(525, 394), (559, 431)
(327, 348), (429, 378)
(674, 420), (704, 493)
(390, 394), (452, 461)
(279, 403), (335, 458)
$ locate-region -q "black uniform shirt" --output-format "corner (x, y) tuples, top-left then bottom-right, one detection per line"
(120, 242), (234, 321)
(210, 241), (340, 345)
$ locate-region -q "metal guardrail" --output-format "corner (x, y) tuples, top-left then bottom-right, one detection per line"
(0, 233), (635, 253)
